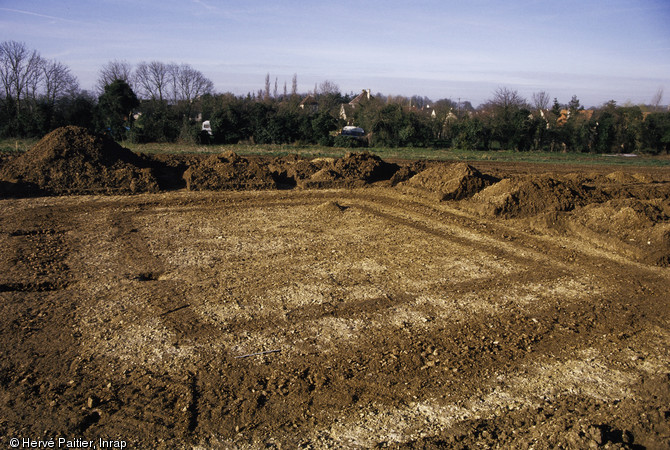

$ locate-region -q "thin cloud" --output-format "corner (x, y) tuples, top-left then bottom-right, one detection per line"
(191, 0), (217, 13)
(0, 7), (83, 24)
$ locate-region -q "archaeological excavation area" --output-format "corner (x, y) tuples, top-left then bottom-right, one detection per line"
(1, 127), (669, 448)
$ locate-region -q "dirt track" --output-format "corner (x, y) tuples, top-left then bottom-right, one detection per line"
(1, 176), (669, 448)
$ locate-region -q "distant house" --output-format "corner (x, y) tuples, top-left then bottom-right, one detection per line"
(538, 109), (553, 129)
(556, 109), (593, 126)
(405, 105), (437, 118)
(299, 94), (318, 113)
(340, 89), (372, 122)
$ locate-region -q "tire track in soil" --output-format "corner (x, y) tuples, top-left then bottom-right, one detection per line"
(104, 208), (224, 337)
(176, 189), (670, 447)
(66, 206), (226, 438)
(139, 191), (621, 445)
(3, 189), (669, 448)
(0, 203), (92, 438)
(351, 189), (670, 289)
(91, 190), (662, 367)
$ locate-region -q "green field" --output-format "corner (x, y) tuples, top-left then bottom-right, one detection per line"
(3, 138), (669, 167)
(121, 141), (670, 167)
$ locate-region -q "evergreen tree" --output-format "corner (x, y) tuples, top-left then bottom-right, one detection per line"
(97, 79), (139, 139)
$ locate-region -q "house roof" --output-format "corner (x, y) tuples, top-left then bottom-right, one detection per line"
(557, 108), (593, 125)
(349, 89), (371, 106)
(299, 94), (318, 107)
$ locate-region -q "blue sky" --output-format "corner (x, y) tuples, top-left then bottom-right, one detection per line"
(1, 0), (669, 107)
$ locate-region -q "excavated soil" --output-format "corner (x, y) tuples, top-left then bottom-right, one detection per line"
(1, 128), (669, 448)
(183, 151), (278, 191)
(402, 163), (497, 201)
(296, 152), (399, 189)
(0, 126), (159, 195)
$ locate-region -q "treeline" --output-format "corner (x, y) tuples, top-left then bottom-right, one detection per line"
(137, 86), (670, 154)
(0, 41), (215, 141)
(2, 41), (669, 154)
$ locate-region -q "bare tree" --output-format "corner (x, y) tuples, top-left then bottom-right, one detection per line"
(490, 87), (528, 110)
(41, 59), (78, 106)
(531, 91), (550, 111)
(135, 61), (172, 101)
(172, 63), (214, 102)
(0, 40), (43, 115)
(96, 59), (134, 93)
(318, 80), (339, 95)
(167, 63), (180, 103)
(410, 95), (432, 109)
(651, 87), (664, 112)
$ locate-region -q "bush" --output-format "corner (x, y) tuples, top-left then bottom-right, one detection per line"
(317, 135), (334, 147)
(178, 118), (200, 144)
(333, 135), (366, 148)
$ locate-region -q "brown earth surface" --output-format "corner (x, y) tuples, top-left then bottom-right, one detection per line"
(0, 127), (160, 195)
(1, 128), (670, 448)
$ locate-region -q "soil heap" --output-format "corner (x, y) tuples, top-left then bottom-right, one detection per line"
(459, 169), (670, 266)
(299, 151), (399, 189)
(596, 170), (670, 201)
(404, 163), (497, 201)
(183, 151), (277, 191)
(387, 160), (431, 186)
(569, 197), (670, 266)
(468, 175), (595, 218)
(267, 154), (323, 187)
(0, 126), (158, 195)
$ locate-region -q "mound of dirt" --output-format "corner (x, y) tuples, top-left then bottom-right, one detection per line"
(0, 126), (159, 195)
(334, 151), (399, 182)
(599, 176), (670, 201)
(405, 163), (497, 201)
(299, 152), (399, 189)
(569, 198), (670, 266)
(602, 170), (654, 184)
(267, 155), (323, 187)
(468, 175), (596, 218)
(183, 151), (277, 191)
(387, 161), (432, 186)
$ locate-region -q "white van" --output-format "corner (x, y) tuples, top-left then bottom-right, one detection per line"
(202, 120), (213, 136)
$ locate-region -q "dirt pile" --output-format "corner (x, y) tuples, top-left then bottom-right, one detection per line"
(182, 151), (399, 191)
(601, 170), (653, 184)
(0, 126), (158, 195)
(596, 170), (670, 200)
(183, 151), (277, 191)
(467, 175), (596, 218)
(334, 151), (399, 182)
(404, 162), (497, 201)
(299, 151), (399, 189)
(562, 198), (670, 266)
(316, 200), (348, 215)
(456, 169), (670, 266)
(388, 160), (431, 186)
(267, 154), (323, 187)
